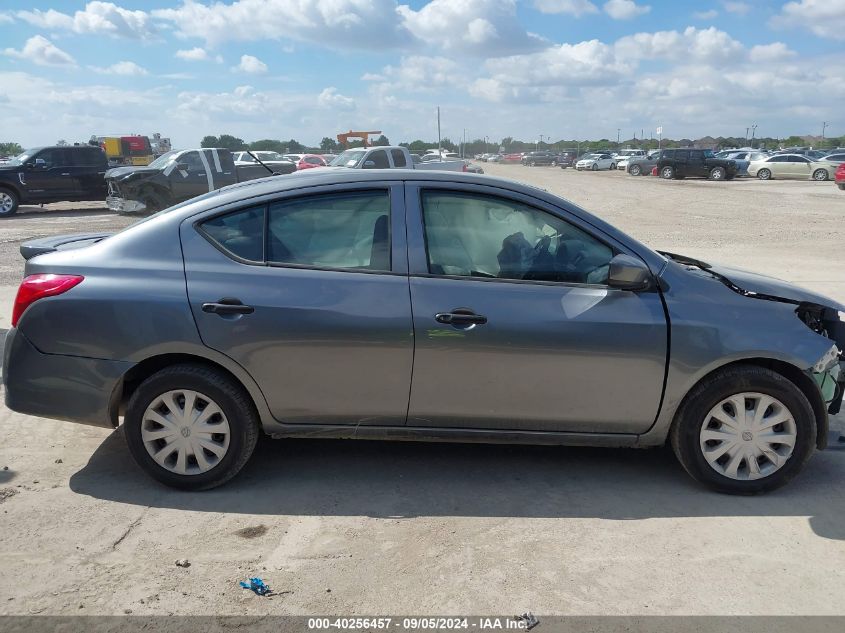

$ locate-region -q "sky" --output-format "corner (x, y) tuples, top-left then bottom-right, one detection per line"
(1, 0), (843, 149)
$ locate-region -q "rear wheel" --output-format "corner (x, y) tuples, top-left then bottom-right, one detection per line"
(660, 166), (675, 179)
(757, 168), (772, 180)
(0, 188), (19, 217)
(609, 163), (616, 170)
(124, 364), (260, 490)
(671, 365), (816, 494)
(629, 164), (642, 176)
(812, 168), (828, 181)
(709, 166), (726, 180)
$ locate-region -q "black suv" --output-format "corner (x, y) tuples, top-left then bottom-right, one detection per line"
(521, 151), (558, 166)
(0, 145), (109, 216)
(657, 148), (737, 181)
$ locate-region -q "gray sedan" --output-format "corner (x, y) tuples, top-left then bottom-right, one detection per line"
(4, 171), (843, 493)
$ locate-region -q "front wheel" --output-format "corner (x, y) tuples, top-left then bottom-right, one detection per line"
(0, 188), (20, 217)
(671, 365), (816, 494)
(591, 163), (598, 171)
(709, 166), (726, 180)
(757, 168), (772, 180)
(812, 169), (829, 182)
(609, 163), (616, 171)
(124, 363), (260, 490)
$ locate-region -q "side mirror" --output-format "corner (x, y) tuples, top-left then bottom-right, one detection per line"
(176, 163), (189, 171)
(362, 160), (376, 169)
(607, 254), (653, 291)
(30, 158), (47, 169)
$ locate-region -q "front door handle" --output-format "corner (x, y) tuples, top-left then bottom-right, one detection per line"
(435, 308), (487, 326)
(202, 298), (254, 315)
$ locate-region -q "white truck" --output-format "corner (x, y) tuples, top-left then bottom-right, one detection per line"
(328, 146), (469, 171)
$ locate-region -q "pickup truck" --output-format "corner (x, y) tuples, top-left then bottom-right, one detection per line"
(0, 145), (108, 217)
(105, 148), (288, 214)
(328, 146), (469, 171)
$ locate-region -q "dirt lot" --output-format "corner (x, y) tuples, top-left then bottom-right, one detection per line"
(0, 171), (844, 617)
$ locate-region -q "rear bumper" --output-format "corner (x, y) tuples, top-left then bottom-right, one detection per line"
(3, 328), (131, 428)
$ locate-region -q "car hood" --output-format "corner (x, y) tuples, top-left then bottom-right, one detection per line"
(105, 166), (159, 179)
(661, 251), (845, 311)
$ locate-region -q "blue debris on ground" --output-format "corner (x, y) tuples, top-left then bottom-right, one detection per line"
(239, 577), (271, 596)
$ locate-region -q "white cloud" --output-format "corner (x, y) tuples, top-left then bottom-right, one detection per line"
(397, 0), (544, 55)
(3, 35), (76, 67)
(91, 60), (148, 75)
(317, 87), (355, 109)
(770, 0), (845, 40)
(533, 0), (599, 16)
(368, 56), (462, 93)
(749, 42), (796, 63)
(153, 0), (404, 49)
(175, 47), (208, 62)
(693, 9), (719, 19)
(0, 13), (14, 24)
(603, 0), (651, 20)
(235, 54), (267, 75)
(15, 1), (155, 39)
(722, 1), (751, 15)
(615, 27), (744, 66)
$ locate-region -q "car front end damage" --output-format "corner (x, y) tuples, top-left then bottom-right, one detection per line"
(106, 178), (148, 214)
(799, 304), (845, 419)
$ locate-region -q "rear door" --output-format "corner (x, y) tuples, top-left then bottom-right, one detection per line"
(181, 181), (413, 426)
(69, 147), (107, 199)
(687, 150), (706, 177)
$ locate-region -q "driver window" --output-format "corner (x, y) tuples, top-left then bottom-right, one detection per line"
(180, 151), (204, 172)
(421, 191), (613, 285)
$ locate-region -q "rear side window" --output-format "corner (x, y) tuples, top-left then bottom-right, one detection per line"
(200, 206), (265, 262)
(70, 147), (103, 166)
(364, 150), (390, 169)
(267, 191), (390, 271)
(390, 149), (407, 167)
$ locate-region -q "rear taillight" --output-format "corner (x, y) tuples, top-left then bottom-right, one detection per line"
(12, 274), (84, 327)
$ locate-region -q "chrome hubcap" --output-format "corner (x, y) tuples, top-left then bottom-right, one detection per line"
(141, 389), (230, 475)
(0, 192), (13, 213)
(700, 392), (797, 481)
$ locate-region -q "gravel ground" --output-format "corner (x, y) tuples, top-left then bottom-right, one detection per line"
(0, 171), (843, 618)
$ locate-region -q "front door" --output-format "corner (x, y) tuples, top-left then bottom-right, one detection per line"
(22, 148), (77, 201)
(181, 183), (413, 426)
(172, 150), (214, 199)
(788, 155), (812, 179)
(404, 184), (668, 434)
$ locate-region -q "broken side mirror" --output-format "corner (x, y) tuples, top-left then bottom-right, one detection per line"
(607, 254), (653, 292)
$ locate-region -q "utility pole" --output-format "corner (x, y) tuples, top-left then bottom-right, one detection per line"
(617, 128), (621, 149)
(745, 127), (749, 146)
(751, 124), (757, 149)
(436, 106), (442, 155)
(462, 128), (466, 158)
(822, 121), (828, 149)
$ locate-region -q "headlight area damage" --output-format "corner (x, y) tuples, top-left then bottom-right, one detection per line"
(799, 304), (845, 415)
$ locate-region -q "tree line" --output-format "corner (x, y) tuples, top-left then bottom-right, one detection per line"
(199, 134), (392, 153)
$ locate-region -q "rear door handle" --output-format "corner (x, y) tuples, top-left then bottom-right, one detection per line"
(435, 309), (487, 326)
(61, 173), (71, 176)
(202, 298), (254, 315)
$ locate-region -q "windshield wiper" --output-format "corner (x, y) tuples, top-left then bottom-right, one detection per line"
(245, 150), (279, 176)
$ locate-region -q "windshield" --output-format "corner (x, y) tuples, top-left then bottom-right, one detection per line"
(5, 149), (39, 166)
(330, 150), (367, 167)
(147, 150), (179, 169)
(582, 154), (599, 160)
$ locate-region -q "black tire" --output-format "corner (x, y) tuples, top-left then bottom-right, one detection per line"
(709, 166), (726, 180)
(812, 169), (828, 182)
(529, 161), (536, 167)
(609, 163), (616, 170)
(124, 363), (260, 490)
(838, 183), (845, 190)
(660, 165), (675, 179)
(591, 163), (598, 171)
(629, 164), (642, 176)
(670, 365), (816, 494)
(0, 187), (20, 217)
(757, 168), (772, 181)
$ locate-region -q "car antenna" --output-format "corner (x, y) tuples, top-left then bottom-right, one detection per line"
(245, 150), (279, 176)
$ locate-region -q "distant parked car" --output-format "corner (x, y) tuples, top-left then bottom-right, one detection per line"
(715, 151), (757, 176)
(575, 154), (616, 171)
(626, 150), (662, 176)
(521, 151), (557, 166)
(295, 154), (328, 170)
(748, 154), (835, 181)
(613, 150), (646, 171)
(818, 153), (845, 166)
(502, 153), (523, 163)
(232, 151), (297, 174)
(487, 154), (502, 163)
(657, 148), (737, 180)
(836, 163), (845, 190)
